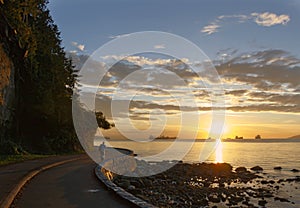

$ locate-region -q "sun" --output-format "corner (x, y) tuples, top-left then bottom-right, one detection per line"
(221, 123), (233, 138)
(207, 122), (230, 139)
(222, 123), (230, 134)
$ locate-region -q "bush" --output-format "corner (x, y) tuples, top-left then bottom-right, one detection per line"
(0, 140), (27, 155)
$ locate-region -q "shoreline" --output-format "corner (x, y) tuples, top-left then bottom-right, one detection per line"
(99, 159), (300, 208)
(97, 138), (300, 143)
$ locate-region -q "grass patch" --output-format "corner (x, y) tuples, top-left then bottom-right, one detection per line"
(0, 154), (51, 166)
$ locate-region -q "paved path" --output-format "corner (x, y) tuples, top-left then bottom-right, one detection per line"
(0, 154), (83, 205)
(0, 154), (136, 208)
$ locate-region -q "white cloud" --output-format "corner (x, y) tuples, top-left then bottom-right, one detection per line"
(108, 33), (131, 39)
(218, 14), (250, 23)
(201, 23), (220, 35)
(251, 12), (290, 27)
(154, 44), (166, 49)
(71, 41), (85, 51)
(76, 49), (300, 113)
(69, 50), (78, 54)
(77, 44), (85, 51)
(101, 55), (189, 66)
(201, 12), (290, 35)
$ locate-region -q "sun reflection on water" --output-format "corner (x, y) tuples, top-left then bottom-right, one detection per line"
(215, 140), (223, 163)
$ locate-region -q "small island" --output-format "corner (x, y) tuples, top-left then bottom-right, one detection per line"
(288, 134), (300, 139)
(255, 134), (262, 139)
(154, 135), (176, 140)
(235, 136), (244, 140)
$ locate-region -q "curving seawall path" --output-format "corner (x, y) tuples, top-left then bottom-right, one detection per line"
(95, 148), (157, 208)
(0, 154), (85, 208)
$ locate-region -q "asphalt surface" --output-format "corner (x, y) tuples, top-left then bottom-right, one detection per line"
(13, 156), (137, 208)
(0, 154), (83, 205)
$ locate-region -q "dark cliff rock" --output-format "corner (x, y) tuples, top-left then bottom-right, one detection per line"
(0, 11), (24, 141)
(0, 44), (15, 138)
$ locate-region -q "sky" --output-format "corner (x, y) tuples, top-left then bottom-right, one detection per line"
(49, 0), (300, 139)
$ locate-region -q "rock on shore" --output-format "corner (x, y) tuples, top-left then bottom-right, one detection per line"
(113, 161), (294, 207)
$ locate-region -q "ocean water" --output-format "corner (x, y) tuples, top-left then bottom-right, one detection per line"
(101, 140), (300, 176)
(97, 139), (300, 207)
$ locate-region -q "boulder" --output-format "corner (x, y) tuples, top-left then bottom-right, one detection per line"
(258, 199), (268, 206)
(250, 166), (263, 172)
(235, 167), (247, 173)
(208, 194), (221, 203)
(128, 185), (135, 191)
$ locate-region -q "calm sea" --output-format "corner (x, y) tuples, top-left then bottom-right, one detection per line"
(100, 139), (300, 176)
(96, 139), (300, 207)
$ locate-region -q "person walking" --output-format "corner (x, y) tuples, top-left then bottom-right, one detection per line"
(99, 141), (106, 163)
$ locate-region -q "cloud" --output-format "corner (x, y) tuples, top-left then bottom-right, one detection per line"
(76, 55), (203, 98)
(201, 12), (290, 35)
(91, 94), (200, 120)
(251, 12), (290, 27)
(154, 44), (166, 49)
(225, 90), (248, 96)
(73, 48), (300, 114)
(71, 41), (85, 51)
(216, 49), (300, 112)
(201, 23), (220, 35)
(108, 33), (131, 39)
(101, 55), (189, 66)
(227, 104), (299, 113)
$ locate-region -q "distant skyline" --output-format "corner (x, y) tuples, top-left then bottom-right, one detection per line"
(49, 0), (300, 139)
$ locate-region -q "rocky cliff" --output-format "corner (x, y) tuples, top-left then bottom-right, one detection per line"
(0, 11), (23, 140)
(0, 44), (15, 138)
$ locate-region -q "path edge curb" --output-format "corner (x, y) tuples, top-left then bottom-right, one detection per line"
(0, 157), (79, 208)
(94, 165), (157, 208)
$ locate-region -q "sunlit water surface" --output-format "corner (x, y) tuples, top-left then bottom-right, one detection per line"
(101, 140), (300, 173)
(96, 139), (300, 207)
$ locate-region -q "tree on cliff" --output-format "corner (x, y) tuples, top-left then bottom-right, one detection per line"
(0, 0), (112, 154)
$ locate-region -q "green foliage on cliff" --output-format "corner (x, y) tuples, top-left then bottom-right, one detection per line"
(0, 0), (112, 154)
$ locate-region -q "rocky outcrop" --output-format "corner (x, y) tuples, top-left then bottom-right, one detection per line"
(0, 11), (24, 141)
(0, 43), (15, 139)
(250, 166), (263, 172)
